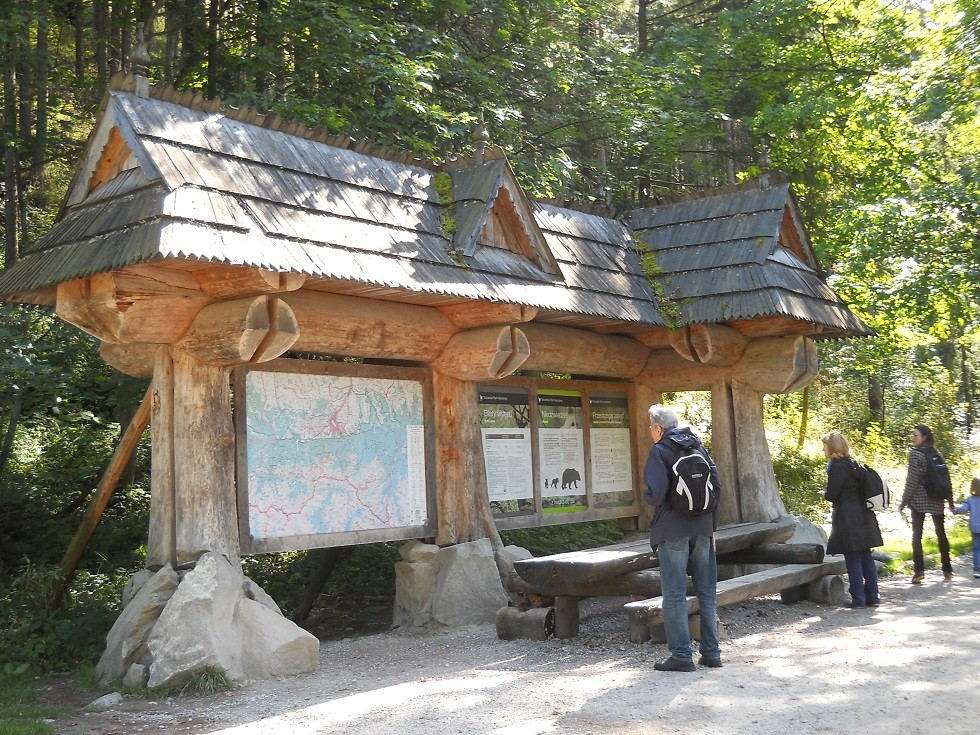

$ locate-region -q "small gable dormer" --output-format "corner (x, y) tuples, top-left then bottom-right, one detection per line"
(446, 155), (561, 276)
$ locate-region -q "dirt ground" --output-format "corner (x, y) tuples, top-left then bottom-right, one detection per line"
(40, 555), (979, 735)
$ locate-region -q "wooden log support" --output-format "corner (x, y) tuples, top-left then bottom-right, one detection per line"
(281, 290), (456, 361)
(716, 543), (825, 566)
(439, 302), (537, 329)
(512, 519), (796, 588)
(147, 347), (176, 569)
(506, 569), (666, 599)
(430, 325), (530, 380)
(668, 324), (748, 366)
(637, 336), (819, 393)
(553, 596), (580, 639)
(191, 266), (306, 298)
(100, 341), (161, 377)
(176, 295), (299, 365)
(730, 379), (785, 522)
(624, 558), (848, 643)
(430, 370), (484, 545)
(56, 268), (211, 345)
(631, 384), (661, 531)
(495, 606), (554, 641)
(519, 322), (649, 379)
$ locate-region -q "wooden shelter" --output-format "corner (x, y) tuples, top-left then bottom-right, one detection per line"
(0, 73), (871, 575)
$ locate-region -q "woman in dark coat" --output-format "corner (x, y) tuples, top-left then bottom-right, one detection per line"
(822, 431), (884, 608)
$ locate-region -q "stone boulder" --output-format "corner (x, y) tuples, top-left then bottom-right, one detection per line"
(96, 565), (179, 682)
(785, 515), (828, 548)
(431, 538), (507, 627)
(143, 553), (318, 689)
(392, 560), (438, 628)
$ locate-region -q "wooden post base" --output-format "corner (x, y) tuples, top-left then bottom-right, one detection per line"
(496, 606), (554, 641)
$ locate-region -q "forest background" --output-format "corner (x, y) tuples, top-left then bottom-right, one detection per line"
(1, 0), (979, 676)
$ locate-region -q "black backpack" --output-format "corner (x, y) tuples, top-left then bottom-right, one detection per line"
(668, 446), (717, 516)
(917, 446), (952, 500)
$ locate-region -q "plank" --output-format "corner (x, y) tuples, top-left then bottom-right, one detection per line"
(625, 558), (847, 631)
(512, 518), (796, 588)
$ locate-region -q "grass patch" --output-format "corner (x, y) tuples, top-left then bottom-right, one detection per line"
(0, 666), (68, 735)
(147, 666), (236, 698)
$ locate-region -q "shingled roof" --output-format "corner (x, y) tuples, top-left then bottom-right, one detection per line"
(631, 182), (874, 337)
(0, 75), (869, 341)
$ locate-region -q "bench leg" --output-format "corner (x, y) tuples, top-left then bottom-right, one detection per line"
(554, 596), (579, 639)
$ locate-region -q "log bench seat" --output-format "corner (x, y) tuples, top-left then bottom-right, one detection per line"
(623, 558), (848, 643)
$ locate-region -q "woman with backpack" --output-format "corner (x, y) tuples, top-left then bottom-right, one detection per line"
(897, 424), (957, 583)
(822, 431), (884, 608)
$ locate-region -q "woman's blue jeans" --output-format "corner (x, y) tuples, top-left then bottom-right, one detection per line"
(972, 532), (980, 572)
(657, 535), (721, 662)
(843, 550), (879, 605)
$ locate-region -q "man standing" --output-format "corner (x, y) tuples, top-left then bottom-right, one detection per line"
(643, 404), (722, 672)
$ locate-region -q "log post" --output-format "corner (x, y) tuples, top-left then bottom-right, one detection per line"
(732, 379), (785, 521)
(711, 378), (740, 525)
(553, 596), (580, 639)
(631, 383), (661, 530)
(171, 349), (239, 566)
(495, 606), (554, 641)
(147, 347), (176, 569)
(431, 369), (484, 545)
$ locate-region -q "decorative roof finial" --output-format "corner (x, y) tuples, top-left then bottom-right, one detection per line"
(758, 142), (771, 189)
(473, 110), (489, 165)
(133, 22), (151, 98)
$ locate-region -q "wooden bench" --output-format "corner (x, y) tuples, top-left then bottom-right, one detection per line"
(623, 558), (848, 643)
(506, 518), (825, 639)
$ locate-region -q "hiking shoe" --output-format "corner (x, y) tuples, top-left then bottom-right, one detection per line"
(698, 655), (722, 668)
(944, 572), (954, 581)
(844, 600), (865, 609)
(911, 575), (924, 584)
(973, 572), (980, 579)
(654, 656), (696, 672)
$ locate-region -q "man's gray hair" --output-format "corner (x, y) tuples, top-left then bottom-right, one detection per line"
(648, 403), (679, 430)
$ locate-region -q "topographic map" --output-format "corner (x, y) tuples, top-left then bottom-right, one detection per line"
(243, 370), (428, 543)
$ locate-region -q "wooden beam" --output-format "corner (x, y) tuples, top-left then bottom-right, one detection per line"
(711, 378), (740, 525)
(636, 336), (818, 393)
(631, 383), (661, 531)
(191, 265), (306, 298)
(668, 324), (748, 366)
(49, 385), (153, 611)
(716, 543), (825, 566)
(100, 341), (160, 377)
(731, 379), (786, 522)
(519, 322), (649, 378)
(176, 295), (299, 366)
(430, 325), (529, 381)
(439, 302), (538, 329)
(56, 269), (211, 344)
(281, 290), (456, 362)
(506, 569), (667, 598)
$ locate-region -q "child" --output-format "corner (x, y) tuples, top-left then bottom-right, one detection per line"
(952, 477), (980, 579)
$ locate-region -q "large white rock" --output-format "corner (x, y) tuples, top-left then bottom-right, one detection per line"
(144, 553), (319, 689)
(785, 515), (828, 548)
(392, 560), (438, 628)
(238, 598), (319, 678)
(399, 539), (440, 564)
(431, 538), (507, 627)
(96, 565), (179, 682)
(497, 545), (533, 578)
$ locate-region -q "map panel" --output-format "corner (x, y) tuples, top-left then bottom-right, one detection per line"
(243, 370), (428, 544)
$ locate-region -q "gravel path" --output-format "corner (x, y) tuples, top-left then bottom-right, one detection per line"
(49, 556), (979, 735)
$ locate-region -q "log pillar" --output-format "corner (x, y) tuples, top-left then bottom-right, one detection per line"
(711, 378), (785, 524)
(631, 383), (662, 530)
(147, 345), (239, 568)
(431, 370), (485, 545)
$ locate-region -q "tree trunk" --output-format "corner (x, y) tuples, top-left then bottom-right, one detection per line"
(93, 0), (109, 91)
(868, 372), (884, 428)
(0, 386), (24, 481)
(797, 384), (809, 449)
(3, 62), (17, 266)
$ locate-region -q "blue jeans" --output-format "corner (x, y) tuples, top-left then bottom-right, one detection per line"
(657, 535), (720, 662)
(972, 532), (980, 572)
(843, 550), (879, 605)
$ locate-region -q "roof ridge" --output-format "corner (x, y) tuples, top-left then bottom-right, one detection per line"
(107, 72), (436, 171)
(640, 174), (790, 208)
(534, 196), (618, 219)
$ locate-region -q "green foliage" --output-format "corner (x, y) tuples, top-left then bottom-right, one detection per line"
(0, 564), (129, 674)
(770, 444), (829, 520)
